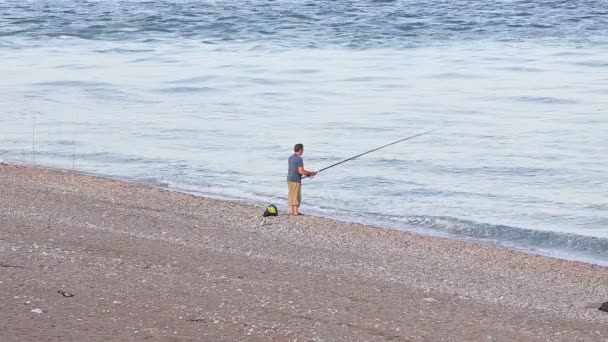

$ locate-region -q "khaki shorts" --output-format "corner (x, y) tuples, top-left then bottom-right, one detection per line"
(288, 182), (302, 206)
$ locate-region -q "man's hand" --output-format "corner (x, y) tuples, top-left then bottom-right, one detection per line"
(303, 171), (318, 179)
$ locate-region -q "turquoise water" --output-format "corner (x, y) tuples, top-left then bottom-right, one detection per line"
(1, 0), (608, 264)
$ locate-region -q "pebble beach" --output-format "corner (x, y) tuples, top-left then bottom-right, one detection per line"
(1, 163), (608, 341)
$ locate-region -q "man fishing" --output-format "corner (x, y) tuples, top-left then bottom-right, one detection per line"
(283, 128), (443, 216)
(287, 143), (317, 216)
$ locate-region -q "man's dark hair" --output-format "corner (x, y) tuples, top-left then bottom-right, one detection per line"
(294, 143), (304, 152)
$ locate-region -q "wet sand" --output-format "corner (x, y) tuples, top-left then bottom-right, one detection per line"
(1, 163), (608, 341)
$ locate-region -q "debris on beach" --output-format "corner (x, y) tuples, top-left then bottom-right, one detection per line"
(186, 318), (205, 323)
(31, 308), (43, 314)
(599, 302), (608, 313)
(58, 290), (74, 297)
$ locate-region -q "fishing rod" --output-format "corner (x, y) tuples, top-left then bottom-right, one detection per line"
(314, 126), (448, 174)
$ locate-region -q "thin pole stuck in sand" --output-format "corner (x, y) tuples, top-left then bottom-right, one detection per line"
(72, 112), (77, 172)
(32, 112), (37, 166)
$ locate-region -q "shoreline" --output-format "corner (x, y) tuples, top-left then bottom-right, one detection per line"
(1, 163), (608, 341)
(7, 161), (607, 268)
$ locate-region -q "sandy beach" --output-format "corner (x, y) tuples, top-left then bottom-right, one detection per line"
(1, 163), (607, 341)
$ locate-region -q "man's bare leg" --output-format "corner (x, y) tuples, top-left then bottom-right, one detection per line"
(291, 205), (299, 216)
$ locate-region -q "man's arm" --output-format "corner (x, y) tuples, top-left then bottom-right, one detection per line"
(298, 166), (317, 177)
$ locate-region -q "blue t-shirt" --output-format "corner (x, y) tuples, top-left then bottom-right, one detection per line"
(287, 154), (304, 183)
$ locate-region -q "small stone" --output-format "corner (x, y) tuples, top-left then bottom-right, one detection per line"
(31, 308), (43, 314)
(113, 301), (122, 304)
(599, 302), (608, 312)
(422, 297), (438, 302)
